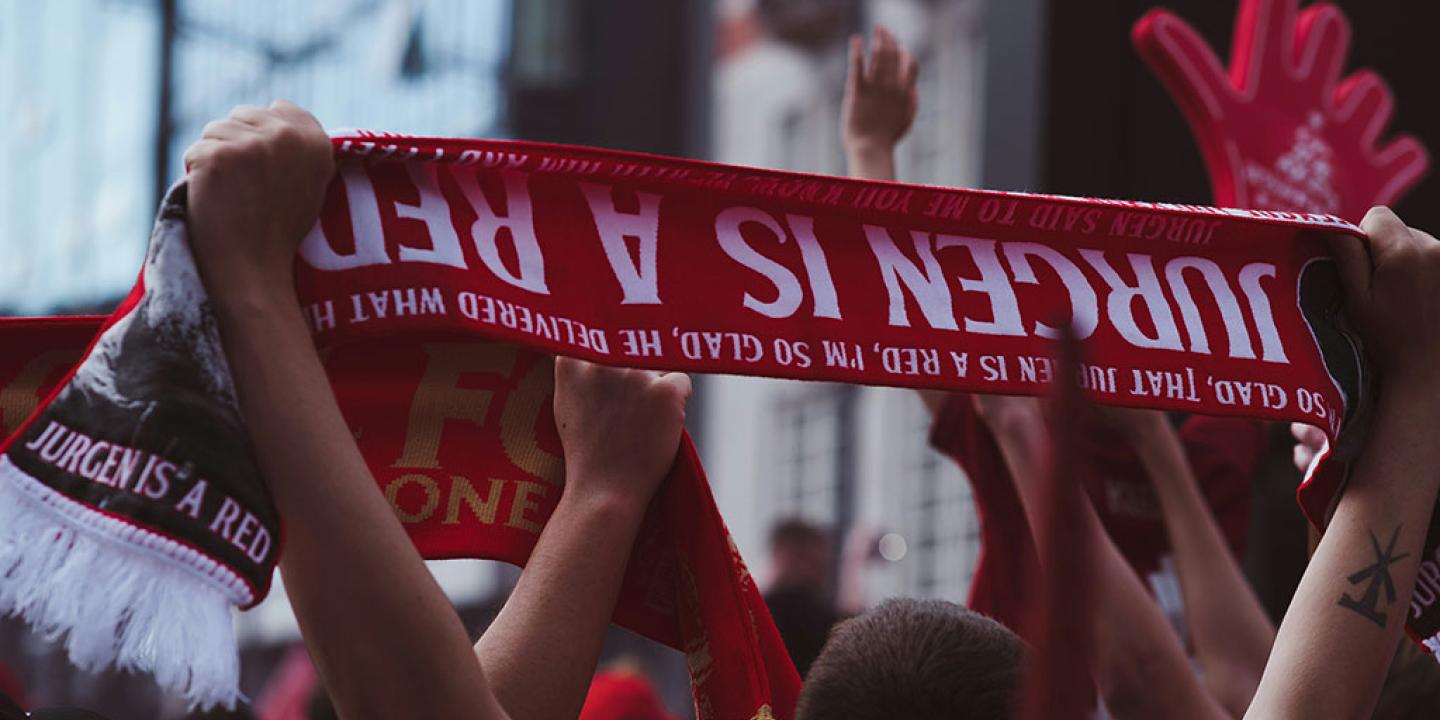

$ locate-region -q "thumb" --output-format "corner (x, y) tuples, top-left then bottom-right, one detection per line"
(1326, 231), (1371, 307)
(657, 372), (693, 403)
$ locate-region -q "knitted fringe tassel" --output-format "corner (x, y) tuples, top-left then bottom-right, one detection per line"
(0, 457), (243, 709)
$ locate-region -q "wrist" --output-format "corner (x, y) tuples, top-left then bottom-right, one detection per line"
(207, 279), (306, 340)
(844, 141), (897, 171)
(556, 479), (653, 526)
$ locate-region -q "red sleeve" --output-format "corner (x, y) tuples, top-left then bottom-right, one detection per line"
(928, 394), (1036, 630)
(1179, 416), (1267, 558)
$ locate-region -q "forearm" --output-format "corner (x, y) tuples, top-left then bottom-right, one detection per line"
(1247, 393), (1440, 719)
(984, 401), (1224, 719)
(213, 287), (503, 720)
(1133, 424), (1273, 716)
(844, 143), (898, 181)
(475, 488), (646, 720)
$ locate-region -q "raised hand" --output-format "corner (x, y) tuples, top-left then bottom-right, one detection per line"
(184, 100), (335, 301)
(841, 26), (919, 181)
(1329, 207), (1440, 392)
(1291, 421), (1326, 473)
(1133, 0), (1429, 221)
(553, 357), (691, 509)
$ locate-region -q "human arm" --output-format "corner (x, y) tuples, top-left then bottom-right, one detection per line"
(1246, 208), (1440, 719)
(841, 26), (917, 183)
(839, 28), (950, 419)
(184, 102), (509, 720)
(1106, 409), (1274, 716)
(973, 395), (1228, 719)
(474, 359), (691, 720)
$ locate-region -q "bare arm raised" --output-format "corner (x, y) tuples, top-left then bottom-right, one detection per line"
(1247, 208), (1440, 719)
(1102, 408), (1274, 717)
(474, 359), (690, 720)
(185, 102), (510, 720)
(973, 395), (1228, 720)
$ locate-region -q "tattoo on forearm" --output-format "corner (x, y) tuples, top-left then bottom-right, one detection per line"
(1337, 525), (1410, 628)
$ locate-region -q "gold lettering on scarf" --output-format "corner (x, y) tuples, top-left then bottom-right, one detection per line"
(394, 343), (517, 469)
(385, 473), (442, 522)
(499, 356), (564, 486)
(0, 349), (78, 437)
(444, 476), (504, 525)
(506, 479), (548, 533)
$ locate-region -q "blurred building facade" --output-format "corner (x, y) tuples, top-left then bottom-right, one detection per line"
(0, 0), (509, 316)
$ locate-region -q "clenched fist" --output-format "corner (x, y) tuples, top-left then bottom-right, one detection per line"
(184, 100), (334, 303)
(553, 358), (692, 510)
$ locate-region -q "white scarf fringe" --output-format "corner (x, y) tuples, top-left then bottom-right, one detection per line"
(0, 457), (244, 709)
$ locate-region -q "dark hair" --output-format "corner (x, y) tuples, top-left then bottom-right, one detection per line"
(769, 518), (826, 549)
(796, 598), (1023, 720)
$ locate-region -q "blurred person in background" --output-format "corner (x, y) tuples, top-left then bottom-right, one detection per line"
(579, 657), (675, 720)
(762, 518), (876, 677)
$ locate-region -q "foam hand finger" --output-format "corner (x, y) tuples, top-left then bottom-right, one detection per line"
(1133, 9), (1234, 122)
(1231, 0), (1301, 88)
(1371, 136), (1429, 208)
(1294, 4), (1351, 92)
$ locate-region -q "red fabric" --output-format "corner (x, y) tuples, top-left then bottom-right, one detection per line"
(1017, 337), (1097, 720)
(1134, 0), (1430, 223)
(254, 646), (320, 720)
(930, 395), (1262, 625)
(0, 135), (1386, 710)
(1083, 415), (1262, 581)
(581, 672), (676, 720)
(927, 394), (1035, 632)
(0, 661), (26, 711)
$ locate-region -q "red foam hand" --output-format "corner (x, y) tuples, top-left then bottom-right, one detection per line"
(1134, 0), (1429, 221)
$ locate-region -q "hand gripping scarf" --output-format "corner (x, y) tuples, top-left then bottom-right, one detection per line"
(1136, 0), (1440, 655)
(0, 131), (1395, 713)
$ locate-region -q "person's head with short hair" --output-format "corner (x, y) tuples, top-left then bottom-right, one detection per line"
(796, 597), (1023, 720)
(768, 518), (831, 591)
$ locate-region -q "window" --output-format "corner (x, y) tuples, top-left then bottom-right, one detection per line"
(771, 384), (854, 526)
(903, 400), (979, 600)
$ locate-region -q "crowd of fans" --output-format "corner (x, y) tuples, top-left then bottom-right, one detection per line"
(4, 25), (1440, 720)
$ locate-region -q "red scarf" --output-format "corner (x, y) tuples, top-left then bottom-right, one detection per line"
(0, 133), (1386, 714)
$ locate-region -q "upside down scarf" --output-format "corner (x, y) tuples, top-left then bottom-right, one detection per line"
(0, 130), (1414, 713)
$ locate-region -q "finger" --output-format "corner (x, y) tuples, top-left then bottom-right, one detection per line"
(200, 119), (249, 141)
(657, 372), (693, 401)
(1293, 422), (1326, 449)
(1231, 0), (1300, 84)
(846, 34), (865, 89)
(269, 99), (324, 132)
(1294, 443), (1316, 473)
(1358, 206), (1419, 268)
(872, 26), (899, 83)
(899, 47), (919, 90)
(227, 104), (269, 127)
(1327, 229), (1372, 305)
(1289, 421), (1311, 442)
(1293, 4), (1350, 91)
(181, 139), (221, 172)
(1133, 9), (1235, 121)
(1335, 71), (1395, 146)
(1369, 136), (1430, 207)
